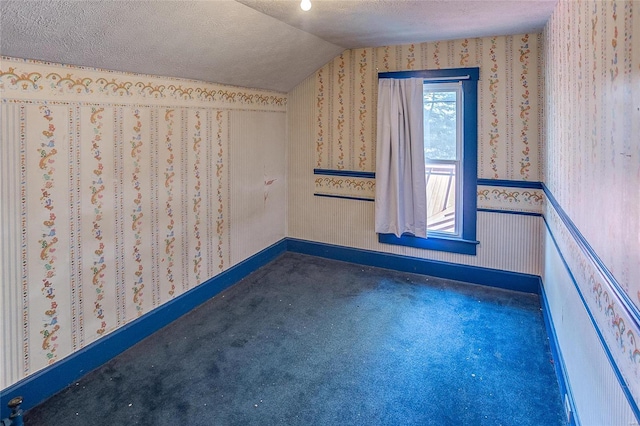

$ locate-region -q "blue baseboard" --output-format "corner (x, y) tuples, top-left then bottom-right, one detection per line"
(542, 215), (640, 423)
(286, 238), (540, 294)
(539, 282), (579, 426)
(0, 239), (288, 419)
(1, 236), (564, 419)
(288, 238), (578, 421)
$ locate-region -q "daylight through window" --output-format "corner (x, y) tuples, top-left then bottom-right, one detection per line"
(424, 83), (462, 235)
(377, 67), (478, 255)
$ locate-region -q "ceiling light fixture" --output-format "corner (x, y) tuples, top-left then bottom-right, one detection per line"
(300, 0), (311, 11)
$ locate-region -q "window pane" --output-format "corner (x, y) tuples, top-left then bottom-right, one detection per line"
(426, 163), (456, 233)
(424, 89), (457, 161)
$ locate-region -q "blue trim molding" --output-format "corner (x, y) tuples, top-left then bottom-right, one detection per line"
(542, 184), (640, 423)
(377, 67), (479, 255)
(313, 169), (375, 179)
(314, 193), (374, 202)
(477, 208), (542, 217)
(378, 233), (479, 255)
(287, 238), (538, 294)
(313, 169), (376, 201)
(540, 282), (579, 426)
(0, 240), (288, 419)
(543, 217), (640, 422)
(477, 179), (543, 189)
(542, 184), (640, 327)
(1, 234), (542, 419)
(477, 180), (544, 215)
(8, 222), (630, 422)
(379, 67), (480, 81)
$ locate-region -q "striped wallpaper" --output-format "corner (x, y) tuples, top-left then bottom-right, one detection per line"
(542, 0), (640, 421)
(4, 3), (637, 422)
(314, 33), (542, 182)
(288, 67), (544, 277)
(0, 57), (287, 389)
(288, 16), (640, 420)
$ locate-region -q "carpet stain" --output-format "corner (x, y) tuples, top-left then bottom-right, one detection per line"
(24, 253), (566, 426)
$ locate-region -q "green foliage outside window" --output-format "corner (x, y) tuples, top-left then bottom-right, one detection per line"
(423, 90), (457, 162)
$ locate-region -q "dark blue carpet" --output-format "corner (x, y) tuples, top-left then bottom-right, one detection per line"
(24, 252), (566, 425)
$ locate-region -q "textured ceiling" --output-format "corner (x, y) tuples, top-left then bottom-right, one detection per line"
(0, 0), (557, 93)
(237, 0), (558, 49)
(0, 0), (344, 92)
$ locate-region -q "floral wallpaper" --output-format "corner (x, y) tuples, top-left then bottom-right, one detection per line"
(314, 33), (542, 184)
(0, 56), (287, 389)
(543, 0), (640, 412)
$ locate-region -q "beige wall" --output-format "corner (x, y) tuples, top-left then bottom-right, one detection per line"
(0, 57), (287, 389)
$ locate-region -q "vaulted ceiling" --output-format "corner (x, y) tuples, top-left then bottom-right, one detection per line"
(0, 0), (557, 92)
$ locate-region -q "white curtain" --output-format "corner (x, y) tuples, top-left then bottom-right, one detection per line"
(374, 78), (427, 238)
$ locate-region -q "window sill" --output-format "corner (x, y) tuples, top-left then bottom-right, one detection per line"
(378, 233), (479, 255)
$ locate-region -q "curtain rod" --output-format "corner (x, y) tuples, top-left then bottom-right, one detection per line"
(377, 68), (479, 81)
(377, 73), (472, 81)
(423, 75), (469, 81)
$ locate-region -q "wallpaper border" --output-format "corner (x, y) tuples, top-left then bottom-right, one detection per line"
(313, 169), (375, 201)
(311, 174), (546, 211)
(542, 183), (640, 421)
(544, 185), (640, 324)
(0, 56), (287, 111)
(477, 179), (544, 215)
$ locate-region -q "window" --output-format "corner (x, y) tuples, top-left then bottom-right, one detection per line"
(424, 84), (461, 235)
(378, 67), (479, 255)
